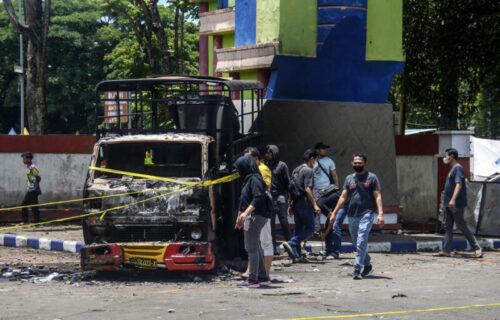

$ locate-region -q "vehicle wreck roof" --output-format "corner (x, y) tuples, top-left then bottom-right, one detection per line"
(98, 133), (214, 144)
(95, 76), (263, 92)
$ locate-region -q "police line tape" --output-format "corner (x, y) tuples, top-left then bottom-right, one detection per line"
(0, 168), (240, 231)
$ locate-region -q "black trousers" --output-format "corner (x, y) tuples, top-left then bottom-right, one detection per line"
(21, 191), (40, 223)
(271, 195), (292, 250)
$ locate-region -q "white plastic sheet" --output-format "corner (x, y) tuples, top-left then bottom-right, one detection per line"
(471, 137), (500, 181)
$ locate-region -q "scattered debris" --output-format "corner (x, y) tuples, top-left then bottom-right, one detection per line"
(392, 293), (408, 299)
(167, 309), (175, 313)
(261, 291), (304, 296)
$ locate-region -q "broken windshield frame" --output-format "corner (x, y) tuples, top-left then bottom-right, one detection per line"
(96, 142), (203, 178)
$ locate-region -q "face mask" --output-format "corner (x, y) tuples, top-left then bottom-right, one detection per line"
(353, 165), (364, 173)
(443, 157), (451, 164)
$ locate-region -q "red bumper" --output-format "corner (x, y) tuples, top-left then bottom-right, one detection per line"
(80, 242), (215, 271)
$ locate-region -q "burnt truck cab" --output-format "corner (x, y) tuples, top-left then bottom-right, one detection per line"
(81, 76), (263, 271)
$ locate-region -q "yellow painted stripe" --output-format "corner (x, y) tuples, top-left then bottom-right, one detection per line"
(271, 303), (500, 320)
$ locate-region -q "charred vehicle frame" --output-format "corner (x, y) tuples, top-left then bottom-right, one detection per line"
(81, 76), (264, 271)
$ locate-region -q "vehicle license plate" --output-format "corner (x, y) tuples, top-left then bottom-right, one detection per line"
(129, 257), (157, 269)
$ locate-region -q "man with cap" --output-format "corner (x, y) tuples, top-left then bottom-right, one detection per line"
(313, 142), (346, 259)
(20, 152), (42, 224)
(282, 149), (321, 262)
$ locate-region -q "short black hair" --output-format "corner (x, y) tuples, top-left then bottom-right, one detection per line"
(353, 153), (367, 162)
(21, 152), (34, 159)
(445, 148), (459, 160)
(243, 146), (260, 158)
(303, 149), (317, 162)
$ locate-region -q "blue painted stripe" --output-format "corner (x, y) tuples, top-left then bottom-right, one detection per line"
(340, 243), (356, 253)
(235, 0), (256, 46)
(391, 241), (417, 252)
(27, 237), (39, 249)
(450, 240), (468, 250)
(51, 240), (64, 251)
(493, 240), (500, 249)
(317, 26), (335, 42)
(318, 7), (365, 25)
(76, 242), (84, 253)
(218, 0), (228, 9)
(4, 235), (17, 247)
(318, 0), (367, 7)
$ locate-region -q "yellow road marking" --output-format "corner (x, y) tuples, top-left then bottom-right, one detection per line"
(271, 302), (500, 320)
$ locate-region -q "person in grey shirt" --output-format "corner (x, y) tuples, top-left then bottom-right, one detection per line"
(282, 149), (321, 261)
(327, 153), (384, 279)
(437, 148), (482, 258)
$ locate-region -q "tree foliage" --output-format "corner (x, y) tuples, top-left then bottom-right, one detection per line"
(0, 0), (199, 134)
(395, 0), (500, 134)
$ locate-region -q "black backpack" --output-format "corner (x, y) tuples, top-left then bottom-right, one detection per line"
(288, 166), (304, 202)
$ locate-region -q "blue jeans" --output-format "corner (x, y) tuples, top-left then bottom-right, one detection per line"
(348, 211), (375, 270)
(325, 205), (348, 256)
(288, 202), (315, 258)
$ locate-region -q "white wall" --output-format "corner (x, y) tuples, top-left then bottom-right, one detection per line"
(0, 153), (92, 208)
(396, 155), (438, 222)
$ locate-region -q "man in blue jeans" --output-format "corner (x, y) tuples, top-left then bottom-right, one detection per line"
(282, 149), (321, 262)
(328, 153), (384, 279)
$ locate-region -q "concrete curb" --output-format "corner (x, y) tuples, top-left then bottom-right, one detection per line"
(307, 238), (500, 254)
(1, 233), (499, 255)
(0, 234), (84, 254)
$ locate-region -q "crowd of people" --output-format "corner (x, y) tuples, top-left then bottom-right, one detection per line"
(18, 144), (482, 288)
(232, 144), (482, 288)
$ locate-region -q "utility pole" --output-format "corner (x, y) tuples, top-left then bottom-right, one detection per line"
(19, 0), (24, 134)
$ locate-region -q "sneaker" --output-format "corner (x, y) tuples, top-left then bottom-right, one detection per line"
(353, 269), (362, 280)
(259, 278), (271, 286)
(282, 242), (296, 260)
(475, 248), (483, 258)
(238, 280), (260, 288)
(361, 264), (373, 277)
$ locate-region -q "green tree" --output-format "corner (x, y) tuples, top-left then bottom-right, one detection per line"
(396, 0), (500, 132)
(0, 2), (21, 134)
(45, 0), (122, 134)
(3, 0), (51, 134)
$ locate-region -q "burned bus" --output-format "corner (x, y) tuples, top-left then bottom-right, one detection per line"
(80, 76), (263, 271)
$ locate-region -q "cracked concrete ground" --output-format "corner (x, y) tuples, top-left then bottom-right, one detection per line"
(1, 242), (499, 320)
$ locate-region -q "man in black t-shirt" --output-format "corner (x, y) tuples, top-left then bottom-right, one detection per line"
(327, 153), (384, 279)
(437, 148), (482, 258)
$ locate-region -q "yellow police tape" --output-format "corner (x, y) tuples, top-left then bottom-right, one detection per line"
(0, 168), (240, 231)
(0, 186), (180, 212)
(271, 302), (500, 320)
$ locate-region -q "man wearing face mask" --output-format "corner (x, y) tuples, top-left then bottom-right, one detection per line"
(326, 153), (383, 280)
(437, 148), (482, 258)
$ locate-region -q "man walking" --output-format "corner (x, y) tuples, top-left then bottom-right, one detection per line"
(327, 153), (383, 279)
(264, 145), (292, 252)
(312, 142), (345, 259)
(21, 152), (41, 224)
(437, 148), (482, 258)
(282, 149), (321, 262)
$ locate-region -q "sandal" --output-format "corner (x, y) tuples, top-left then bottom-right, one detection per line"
(233, 274), (248, 281)
(435, 251), (451, 257)
(475, 248), (483, 258)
